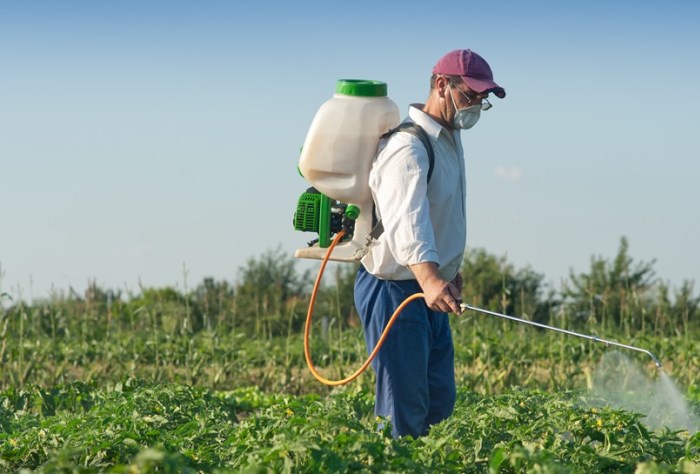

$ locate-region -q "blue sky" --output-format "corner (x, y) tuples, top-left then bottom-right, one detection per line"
(1, 1), (699, 301)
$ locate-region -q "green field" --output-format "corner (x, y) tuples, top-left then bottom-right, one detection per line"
(1, 241), (699, 472)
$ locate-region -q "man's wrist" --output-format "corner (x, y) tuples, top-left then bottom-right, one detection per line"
(408, 261), (443, 288)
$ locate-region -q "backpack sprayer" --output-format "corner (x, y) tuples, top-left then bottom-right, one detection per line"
(293, 79), (400, 262)
(294, 80), (662, 386)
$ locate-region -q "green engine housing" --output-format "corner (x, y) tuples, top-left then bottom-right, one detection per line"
(293, 188), (359, 248)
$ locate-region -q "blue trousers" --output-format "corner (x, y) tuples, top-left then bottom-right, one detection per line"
(354, 266), (456, 438)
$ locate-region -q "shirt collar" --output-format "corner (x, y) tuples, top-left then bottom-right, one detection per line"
(408, 104), (446, 140)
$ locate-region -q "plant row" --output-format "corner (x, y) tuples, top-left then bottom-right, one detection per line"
(1, 380), (698, 473)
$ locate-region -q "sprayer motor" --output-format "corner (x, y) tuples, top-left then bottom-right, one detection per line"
(293, 187), (357, 248)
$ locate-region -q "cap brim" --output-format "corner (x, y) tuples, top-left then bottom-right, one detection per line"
(462, 76), (506, 98)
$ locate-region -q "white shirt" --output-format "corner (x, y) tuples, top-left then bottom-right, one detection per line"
(361, 105), (467, 281)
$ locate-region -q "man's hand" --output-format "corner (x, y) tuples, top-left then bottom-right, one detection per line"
(409, 262), (464, 314)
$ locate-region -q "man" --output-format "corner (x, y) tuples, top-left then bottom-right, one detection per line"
(354, 49), (506, 438)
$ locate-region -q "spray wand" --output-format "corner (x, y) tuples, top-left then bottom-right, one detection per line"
(304, 230), (662, 387)
(458, 303), (663, 369)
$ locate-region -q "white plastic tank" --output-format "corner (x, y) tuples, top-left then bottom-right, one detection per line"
(298, 80), (400, 205)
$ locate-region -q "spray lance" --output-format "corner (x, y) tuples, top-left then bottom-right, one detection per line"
(298, 230), (662, 386)
(293, 79), (662, 386)
(294, 230), (661, 386)
(458, 303), (662, 369)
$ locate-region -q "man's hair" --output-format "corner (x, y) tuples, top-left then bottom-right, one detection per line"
(430, 74), (462, 90)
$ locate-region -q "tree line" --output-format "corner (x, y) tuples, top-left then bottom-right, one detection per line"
(1, 237), (698, 343)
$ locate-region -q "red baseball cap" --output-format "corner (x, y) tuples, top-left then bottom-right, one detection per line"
(433, 49), (506, 98)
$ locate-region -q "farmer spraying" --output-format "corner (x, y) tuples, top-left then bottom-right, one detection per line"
(294, 50), (663, 441)
(353, 49), (506, 438)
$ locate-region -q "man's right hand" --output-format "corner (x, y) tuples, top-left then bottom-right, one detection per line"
(409, 262), (464, 314)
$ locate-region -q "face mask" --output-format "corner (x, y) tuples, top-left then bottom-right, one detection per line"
(454, 105), (481, 130)
(448, 85), (481, 130)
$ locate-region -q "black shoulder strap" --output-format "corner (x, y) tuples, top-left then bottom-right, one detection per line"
(380, 122), (435, 183)
(368, 122), (435, 242)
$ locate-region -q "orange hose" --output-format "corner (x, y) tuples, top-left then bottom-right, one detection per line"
(303, 229), (425, 386)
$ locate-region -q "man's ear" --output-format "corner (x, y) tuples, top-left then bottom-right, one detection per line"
(435, 76), (449, 99)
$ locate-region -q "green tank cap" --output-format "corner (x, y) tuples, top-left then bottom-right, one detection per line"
(345, 204), (360, 220)
(336, 80), (387, 97)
